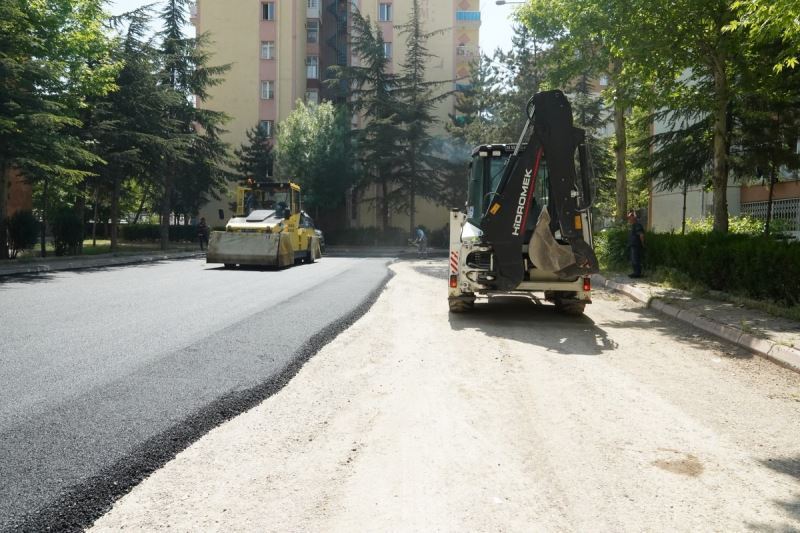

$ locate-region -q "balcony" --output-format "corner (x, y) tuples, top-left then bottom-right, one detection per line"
(456, 11), (480, 22)
(307, 0), (320, 19)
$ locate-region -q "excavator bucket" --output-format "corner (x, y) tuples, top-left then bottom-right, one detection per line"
(207, 231), (294, 267)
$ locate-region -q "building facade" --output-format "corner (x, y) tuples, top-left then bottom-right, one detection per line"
(193, 0), (480, 232)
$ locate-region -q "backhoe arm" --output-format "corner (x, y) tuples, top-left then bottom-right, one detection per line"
(480, 90), (599, 290)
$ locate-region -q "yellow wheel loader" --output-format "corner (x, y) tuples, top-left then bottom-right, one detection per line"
(206, 181), (322, 268)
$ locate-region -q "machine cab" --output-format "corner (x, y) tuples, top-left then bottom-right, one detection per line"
(466, 144), (550, 238)
(466, 143), (593, 244)
(236, 181), (301, 219)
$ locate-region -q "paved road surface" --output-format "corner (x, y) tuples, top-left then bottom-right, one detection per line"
(91, 261), (800, 532)
(0, 257), (390, 530)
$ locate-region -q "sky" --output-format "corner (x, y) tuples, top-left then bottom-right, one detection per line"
(109, 0), (517, 55)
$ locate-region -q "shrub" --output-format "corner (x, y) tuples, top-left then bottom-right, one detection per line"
(6, 210), (39, 258)
(600, 228), (800, 306)
(51, 207), (84, 256)
(684, 214), (792, 235)
(119, 224), (200, 242)
(594, 225), (628, 270)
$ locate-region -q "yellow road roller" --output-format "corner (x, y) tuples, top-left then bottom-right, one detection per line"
(206, 181), (322, 268)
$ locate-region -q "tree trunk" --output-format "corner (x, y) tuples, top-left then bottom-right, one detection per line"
(681, 180), (688, 235)
(711, 54), (730, 233)
(0, 160), (8, 260)
(765, 164), (776, 236)
(76, 179), (86, 254)
(380, 176), (389, 234)
(92, 179), (99, 247)
(133, 185), (147, 224)
(40, 176), (49, 257)
(110, 176), (120, 252)
(160, 174), (172, 250)
(613, 89), (628, 223)
(409, 146), (417, 236)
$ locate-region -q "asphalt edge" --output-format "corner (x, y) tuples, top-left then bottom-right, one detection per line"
(593, 274), (800, 374)
(10, 266), (396, 533)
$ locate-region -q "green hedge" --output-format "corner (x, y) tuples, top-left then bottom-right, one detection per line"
(595, 227), (800, 305)
(7, 210), (39, 258)
(119, 224), (201, 242)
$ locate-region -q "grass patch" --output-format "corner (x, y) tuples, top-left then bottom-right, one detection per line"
(15, 239), (198, 261)
(605, 265), (800, 323)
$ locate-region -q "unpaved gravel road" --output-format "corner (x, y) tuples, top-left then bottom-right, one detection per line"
(91, 260), (800, 532)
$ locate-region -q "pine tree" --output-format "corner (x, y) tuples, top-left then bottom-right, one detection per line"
(447, 54), (498, 147)
(328, 11), (405, 232)
(235, 124), (275, 181)
(491, 23), (550, 142)
(1, 0), (116, 257)
(395, 0), (453, 234)
(157, 0), (230, 249)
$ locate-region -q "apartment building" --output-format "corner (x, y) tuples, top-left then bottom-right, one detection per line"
(193, 0), (480, 232)
(648, 109), (800, 235)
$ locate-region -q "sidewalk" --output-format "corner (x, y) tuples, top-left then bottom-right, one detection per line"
(0, 250), (205, 277)
(595, 272), (800, 373)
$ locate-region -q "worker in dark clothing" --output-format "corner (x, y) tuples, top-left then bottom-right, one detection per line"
(627, 211), (645, 278)
(197, 217), (209, 251)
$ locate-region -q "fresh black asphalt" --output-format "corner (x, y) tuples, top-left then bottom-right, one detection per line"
(0, 257), (391, 531)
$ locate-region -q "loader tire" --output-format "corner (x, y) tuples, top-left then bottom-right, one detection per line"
(555, 298), (586, 316)
(448, 297), (475, 313)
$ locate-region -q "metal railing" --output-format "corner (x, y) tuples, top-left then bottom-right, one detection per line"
(741, 198), (800, 232)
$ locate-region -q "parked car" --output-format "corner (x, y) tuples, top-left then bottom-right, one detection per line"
(315, 228), (325, 254)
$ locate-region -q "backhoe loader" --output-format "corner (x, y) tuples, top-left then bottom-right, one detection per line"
(448, 90), (599, 314)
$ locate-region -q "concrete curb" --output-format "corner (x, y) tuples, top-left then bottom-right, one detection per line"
(0, 251), (205, 278)
(594, 273), (800, 373)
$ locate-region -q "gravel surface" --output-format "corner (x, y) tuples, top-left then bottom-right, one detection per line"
(0, 258), (391, 531)
(89, 260), (800, 532)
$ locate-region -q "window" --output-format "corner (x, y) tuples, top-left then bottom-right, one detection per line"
(306, 21), (319, 43)
(260, 80), (274, 99)
(262, 2), (275, 20)
(307, 0), (319, 7)
(259, 120), (273, 138)
(383, 42), (392, 59)
(261, 41), (275, 59)
(378, 3), (391, 21)
(305, 90), (319, 105)
(306, 56), (319, 79)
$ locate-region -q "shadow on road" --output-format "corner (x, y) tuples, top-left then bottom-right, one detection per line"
(448, 296), (617, 357)
(746, 455), (800, 531)
(412, 261), (448, 280)
(600, 303), (755, 361)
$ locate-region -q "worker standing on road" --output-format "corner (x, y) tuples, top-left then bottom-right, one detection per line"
(412, 226), (428, 258)
(197, 217), (209, 251)
(627, 211), (645, 278)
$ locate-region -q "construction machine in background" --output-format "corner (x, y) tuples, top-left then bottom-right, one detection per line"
(206, 181), (322, 268)
(448, 90), (599, 314)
